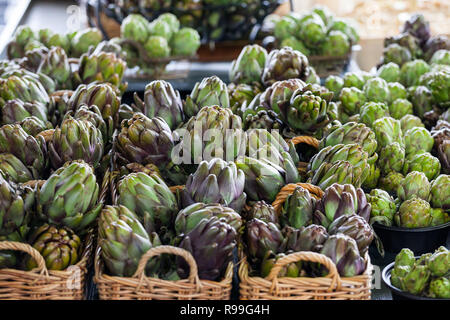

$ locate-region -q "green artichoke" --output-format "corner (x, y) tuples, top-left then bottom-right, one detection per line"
(244, 110), (284, 131)
(395, 248), (416, 268)
(0, 153), (33, 183)
(37, 160), (102, 232)
(18, 116), (51, 137)
(404, 127), (434, 156)
(285, 224), (328, 252)
(115, 113), (174, 168)
(419, 69), (450, 105)
(261, 47), (310, 87)
(359, 102), (390, 128)
(280, 38), (310, 56)
(274, 16), (298, 41)
(36, 46), (72, 90)
(70, 28), (103, 57)
(397, 171), (431, 201)
(1, 99), (48, 126)
(388, 82), (407, 102)
(98, 205), (161, 277)
(175, 202), (242, 235)
(428, 248), (450, 277)
(260, 251), (302, 278)
(408, 85), (434, 118)
(382, 43), (412, 66)
(117, 171), (178, 238)
(321, 31), (350, 57)
(339, 87), (366, 115)
(148, 19), (172, 40)
(170, 27), (200, 56)
(258, 78), (305, 114)
(372, 117), (404, 152)
(378, 171), (404, 195)
(362, 161), (381, 190)
(144, 36), (170, 59)
(430, 49), (450, 65)
(378, 142), (405, 175)
(430, 208), (449, 226)
(324, 75), (344, 100)
(313, 183), (371, 229)
(363, 77), (390, 103)
(300, 15), (327, 47)
(184, 76), (230, 119)
(403, 152), (441, 180)
(131, 80), (184, 130)
(400, 114), (424, 132)
(343, 72), (364, 89)
(428, 277), (450, 299)
(328, 17), (359, 43)
(280, 186), (315, 229)
(48, 117), (104, 169)
(247, 201), (278, 224)
(309, 160), (367, 190)
(120, 14), (150, 44)
(377, 62), (400, 82)
(389, 98), (413, 120)
(0, 75), (49, 108)
(395, 198), (432, 228)
(400, 59), (430, 87)
(229, 44), (267, 85)
(429, 174), (450, 210)
(320, 234), (366, 277)
(158, 13), (180, 34)
(403, 264), (431, 295)
(181, 158), (246, 212)
(25, 224), (81, 271)
(366, 189), (396, 226)
(0, 123), (45, 179)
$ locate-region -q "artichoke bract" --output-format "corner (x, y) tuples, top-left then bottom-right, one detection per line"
(25, 224), (81, 271)
(429, 174), (450, 210)
(280, 186), (315, 229)
(366, 189), (396, 226)
(0, 123), (45, 179)
(117, 172), (178, 236)
(181, 158), (246, 213)
(175, 202), (242, 235)
(0, 153), (33, 183)
(397, 171), (431, 202)
(1, 99), (48, 125)
(320, 234), (366, 277)
(98, 205), (160, 277)
(359, 102), (390, 128)
(395, 198), (432, 228)
(362, 161), (381, 190)
(402, 152), (441, 180)
(37, 160), (102, 232)
(177, 215), (237, 281)
(229, 44), (267, 85)
(0, 175), (34, 237)
(261, 47), (310, 87)
(246, 218), (285, 262)
(18, 116), (52, 137)
(48, 117), (104, 169)
(328, 214), (374, 255)
(372, 117), (404, 152)
(115, 113), (174, 168)
(319, 122), (377, 159)
(184, 76), (230, 119)
(314, 183), (371, 229)
(378, 142), (405, 175)
(132, 80), (184, 130)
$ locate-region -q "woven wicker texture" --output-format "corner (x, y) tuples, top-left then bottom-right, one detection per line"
(95, 245), (233, 300)
(288, 136), (319, 175)
(0, 231), (94, 300)
(239, 182), (373, 300)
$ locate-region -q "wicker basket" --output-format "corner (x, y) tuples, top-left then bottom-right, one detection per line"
(95, 245), (233, 300)
(0, 231), (95, 300)
(288, 136), (320, 176)
(239, 182), (373, 300)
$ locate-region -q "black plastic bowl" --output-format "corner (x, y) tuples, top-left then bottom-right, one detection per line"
(382, 261), (449, 300)
(373, 222), (450, 255)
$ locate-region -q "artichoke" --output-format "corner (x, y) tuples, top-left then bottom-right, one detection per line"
(229, 44), (267, 85)
(148, 19), (172, 40)
(258, 78), (305, 114)
(408, 85), (434, 118)
(274, 16), (298, 41)
(400, 59), (430, 87)
(144, 36), (170, 59)
(115, 114), (174, 168)
(321, 31), (350, 57)
(397, 171), (431, 201)
(300, 15), (327, 47)
(48, 117), (104, 170)
(158, 13), (180, 34)
(131, 80), (184, 130)
(70, 28), (103, 57)
(428, 248), (450, 277)
(378, 171), (404, 195)
(429, 174), (450, 210)
(1, 99), (48, 125)
(359, 102), (390, 128)
(428, 277), (450, 299)
(382, 43), (412, 66)
(320, 234), (366, 277)
(184, 76), (230, 119)
(423, 35), (450, 61)
(366, 189), (396, 226)
(228, 83), (260, 114)
(388, 82), (407, 102)
(246, 201), (278, 224)
(285, 224), (328, 252)
(319, 122), (377, 158)
(0, 153), (33, 183)
(280, 186), (315, 229)
(431, 126), (449, 174)
(377, 62), (400, 83)
(314, 183), (371, 229)
(363, 77), (390, 103)
(37, 160), (102, 232)
(339, 87), (366, 115)
(181, 158), (246, 212)
(372, 117), (404, 152)
(0, 123), (45, 179)
(403, 264), (431, 295)
(402, 13), (430, 46)
(430, 49), (450, 65)
(402, 152), (441, 180)
(309, 160), (367, 190)
(400, 114), (424, 132)
(260, 251), (301, 278)
(170, 27), (200, 57)
(419, 69), (450, 105)
(389, 99), (413, 120)
(244, 110), (284, 131)
(362, 161), (381, 190)
(0, 75), (49, 108)
(120, 14), (150, 44)
(328, 214), (374, 255)
(343, 72), (365, 89)
(98, 205), (160, 277)
(395, 198), (432, 228)
(246, 218), (285, 262)
(175, 202), (242, 235)
(18, 116), (52, 137)
(280, 38), (310, 55)
(36, 46), (72, 90)
(25, 224), (81, 271)
(378, 142), (405, 175)
(404, 127), (434, 156)
(324, 75), (344, 100)
(261, 47), (310, 87)
(177, 215), (236, 281)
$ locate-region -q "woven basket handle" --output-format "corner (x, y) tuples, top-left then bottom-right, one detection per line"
(266, 251), (342, 292)
(272, 183), (324, 214)
(289, 136), (319, 149)
(0, 241), (48, 275)
(133, 245), (201, 288)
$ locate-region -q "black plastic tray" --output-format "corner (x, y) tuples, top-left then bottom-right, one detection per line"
(382, 260), (449, 300)
(373, 222), (450, 255)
